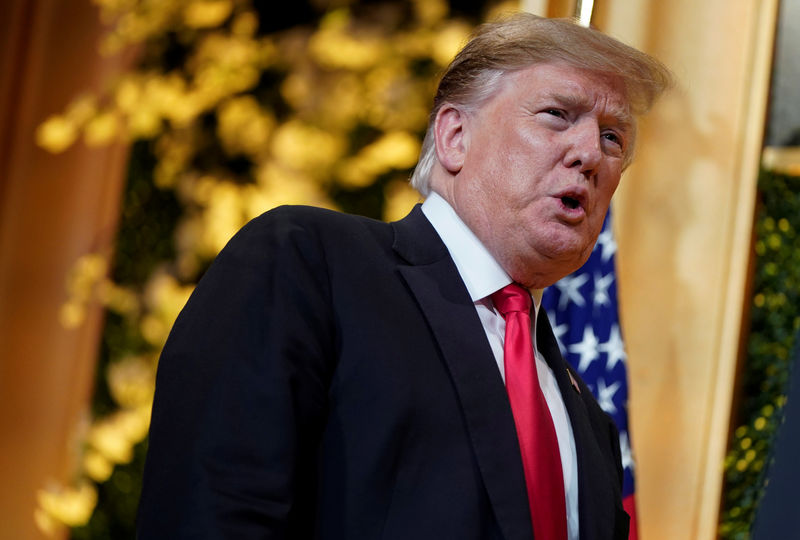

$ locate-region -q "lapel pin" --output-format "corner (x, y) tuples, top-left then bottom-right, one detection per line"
(567, 369), (581, 394)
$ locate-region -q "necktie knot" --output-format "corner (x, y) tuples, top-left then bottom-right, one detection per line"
(491, 283), (532, 317)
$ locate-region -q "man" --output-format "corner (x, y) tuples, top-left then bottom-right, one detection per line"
(137, 13), (671, 540)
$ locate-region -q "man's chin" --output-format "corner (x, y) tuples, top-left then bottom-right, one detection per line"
(512, 252), (588, 289)
(539, 234), (592, 266)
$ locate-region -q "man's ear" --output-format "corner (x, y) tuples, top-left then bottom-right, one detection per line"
(433, 104), (468, 174)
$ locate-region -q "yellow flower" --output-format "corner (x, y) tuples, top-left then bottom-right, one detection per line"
(107, 355), (156, 409)
(36, 115), (78, 153)
(84, 111), (120, 146)
(66, 253), (108, 300)
(58, 253), (109, 328)
(412, 0), (448, 25)
(174, 218), (205, 278)
(280, 71), (311, 112)
(153, 131), (194, 188)
(65, 95), (98, 124)
(190, 32), (262, 105)
(117, 11), (147, 42)
(141, 273), (195, 345)
(96, 280), (140, 315)
(394, 29), (435, 59)
(114, 75), (143, 113)
(59, 301), (86, 329)
(335, 157), (374, 188)
(271, 120), (346, 173)
(232, 10), (258, 36)
(318, 73), (364, 129)
(383, 179), (422, 222)
(145, 73), (194, 126)
(128, 105), (162, 138)
(309, 10), (384, 70)
(431, 21), (471, 66)
(140, 315), (168, 347)
(217, 95), (274, 157)
(370, 131), (421, 169)
(248, 163), (331, 217)
(113, 406), (152, 442)
(337, 131), (421, 188)
(362, 64), (431, 131)
(83, 449), (114, 483)
(183, 0), (233, 29)
(88, 419), (134, 464)
(198, 181), (247, 256)
(36, 481), (97, 528)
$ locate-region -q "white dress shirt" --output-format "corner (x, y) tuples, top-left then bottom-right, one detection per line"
(421, 192), (579, 540)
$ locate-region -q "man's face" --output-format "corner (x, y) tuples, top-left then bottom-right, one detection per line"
(438, 62), (631, 288)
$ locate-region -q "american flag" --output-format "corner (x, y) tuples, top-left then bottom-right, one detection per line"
(541, 211), (639, 540)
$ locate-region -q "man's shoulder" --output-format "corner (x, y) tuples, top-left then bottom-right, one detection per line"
(223, 205), (406, 264)
(247, 204), (389, 236)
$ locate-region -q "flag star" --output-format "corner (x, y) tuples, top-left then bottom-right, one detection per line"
(599, 324), (627, 371)
(593, 272), (614, 308)
(569, 324), (599, 373)
(596, 227), (617, 262)
(596, 377), (621, 414)
(619, 430), (634, 471)
(554, 273), (589, 310)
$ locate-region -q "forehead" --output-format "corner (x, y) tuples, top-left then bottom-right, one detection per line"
(496, 62), (632, 125)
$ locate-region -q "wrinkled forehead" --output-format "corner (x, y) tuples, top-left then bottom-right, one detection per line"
(471, 63), (635, 143)
(517, 62), (631, 116)
(544, 82), (633, 129)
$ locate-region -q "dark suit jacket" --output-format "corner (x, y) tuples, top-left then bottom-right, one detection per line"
(137, 204), (629, 539)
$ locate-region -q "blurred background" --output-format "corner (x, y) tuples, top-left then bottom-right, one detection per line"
(1, 0), (798, 538)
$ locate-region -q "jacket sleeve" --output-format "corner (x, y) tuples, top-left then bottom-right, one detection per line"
(137, 207), (336, 539)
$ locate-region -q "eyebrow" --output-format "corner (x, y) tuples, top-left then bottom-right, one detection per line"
(547, 92), (633, 132)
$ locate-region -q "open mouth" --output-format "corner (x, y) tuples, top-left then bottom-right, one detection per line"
(554, 187), (588, 218)
(561, 196), (581, 210)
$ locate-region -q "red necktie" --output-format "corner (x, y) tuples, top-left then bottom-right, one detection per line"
(491, 283), (568, 540)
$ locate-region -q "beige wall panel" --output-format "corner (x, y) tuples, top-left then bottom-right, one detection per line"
(593, 1), (777, 539)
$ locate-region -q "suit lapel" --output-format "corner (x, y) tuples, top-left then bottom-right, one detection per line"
(392, 207), (533, 540)
(392, 206), (622, 540)
(536, 310), (620, 540)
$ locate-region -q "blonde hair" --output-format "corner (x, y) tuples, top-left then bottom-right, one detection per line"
(410, 13), (673, 195)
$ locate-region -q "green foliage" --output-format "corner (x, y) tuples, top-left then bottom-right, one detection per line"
(719, 169), (800, 539)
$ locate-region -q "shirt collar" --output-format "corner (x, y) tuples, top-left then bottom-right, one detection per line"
(421, 192), (543, 310)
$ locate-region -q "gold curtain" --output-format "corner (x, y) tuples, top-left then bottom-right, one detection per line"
(528, 0), (778, 537)
(0, 1), (132, 537)
(592, 1), (777, 539)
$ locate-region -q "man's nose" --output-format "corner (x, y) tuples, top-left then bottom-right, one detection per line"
(563, 119), (602, 176)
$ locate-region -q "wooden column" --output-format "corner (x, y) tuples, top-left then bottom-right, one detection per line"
(0, 1), (131, 538)
(592, 1), (777, 539)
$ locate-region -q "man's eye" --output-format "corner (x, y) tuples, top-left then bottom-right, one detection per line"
(602, 132), (622, 146)
(544, 109), (565, 118)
